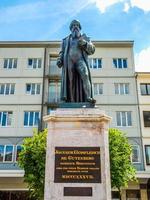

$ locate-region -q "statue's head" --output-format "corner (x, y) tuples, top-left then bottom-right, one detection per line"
(69, 20), (82, 31)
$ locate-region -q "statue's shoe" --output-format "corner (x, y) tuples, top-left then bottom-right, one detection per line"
(86, 97), (96, 104)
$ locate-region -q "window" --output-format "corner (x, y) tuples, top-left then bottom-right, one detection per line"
(15, 145), (22, 161)
(0, 145), (4, 161)
(93, 83), (103, 95)
(5, 145), (14, 162)
(24, 111), (40, 126)
(28, 58), (42, 69)
(113, 58), (127, 68)
(0, 191), (33, 200)
(50, 57), (57, 68)
(26, 83), (41, 95)
(0, 145), (22, 163)
(116, 111), (132, 126)
(49, 56), (62, 76)
(0, 111), (13, 126)
(145, 145), (150, 165)
(126, 190), (140, 200)
(112, 191), (120, 200)
(114, 83), (129, 95)
(0, 83), (15, 95)
(48, 82), (61, 103)
(131, 145), (141, 163)
(89, 58), (102, 69)
(140, 83), (150, 95)
(0, 145), (14, 162)
(143, 111), (150, 127)
(3, 58), (17, 69)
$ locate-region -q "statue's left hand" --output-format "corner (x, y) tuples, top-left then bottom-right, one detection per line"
(78, 38), (87, 47)
(57, 58), (63, 68)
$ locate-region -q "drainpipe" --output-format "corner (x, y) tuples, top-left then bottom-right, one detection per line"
(39, 47), (47, 132)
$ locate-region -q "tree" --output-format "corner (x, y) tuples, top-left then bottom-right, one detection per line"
(18, 128), (136, 200)
(18, 129), (47, 200)
(109, 128), (136, 199)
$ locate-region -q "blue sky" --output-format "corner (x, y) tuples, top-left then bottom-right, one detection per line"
(0, 0), (150, 71)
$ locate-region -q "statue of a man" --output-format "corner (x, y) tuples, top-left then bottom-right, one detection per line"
(57, 20), (95, 103)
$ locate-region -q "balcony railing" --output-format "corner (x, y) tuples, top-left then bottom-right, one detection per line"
(45, 92), (61, 104)
(48, 64), (62, 76)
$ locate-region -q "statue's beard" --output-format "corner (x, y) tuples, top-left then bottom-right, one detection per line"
(72, 29), (80, 38)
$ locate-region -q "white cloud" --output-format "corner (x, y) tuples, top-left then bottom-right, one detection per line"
(91, 0), (150, 12)
(91, 0), (124, 13)
(124, 2), (130, 12)
(135, 47), (150, 72)
(130, 0), (150, 12)
(0, 0), (149, 26)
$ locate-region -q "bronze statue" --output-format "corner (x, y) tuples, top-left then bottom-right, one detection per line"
(57, 20), (96, 103)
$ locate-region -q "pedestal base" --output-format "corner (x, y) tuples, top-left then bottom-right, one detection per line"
(44, 108), (111, 200)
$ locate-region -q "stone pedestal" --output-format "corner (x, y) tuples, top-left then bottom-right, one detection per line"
(44, 108), (111, 200)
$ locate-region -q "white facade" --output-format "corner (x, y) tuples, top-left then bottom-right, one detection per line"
(0, 44), (45, 197)
(137, 73), (150, 173)
(0, 41), (148, 199)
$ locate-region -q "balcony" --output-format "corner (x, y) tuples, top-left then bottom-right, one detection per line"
(45, 92), (61, 107)
(46, 61), (62, 78)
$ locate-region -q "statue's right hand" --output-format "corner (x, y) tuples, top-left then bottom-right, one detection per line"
(57, 58), (63, 68)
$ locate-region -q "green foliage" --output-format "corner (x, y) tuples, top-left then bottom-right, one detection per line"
(109, 128), (136, 193)
(18, 129), (47, 200)
(18, 128), (136, 199)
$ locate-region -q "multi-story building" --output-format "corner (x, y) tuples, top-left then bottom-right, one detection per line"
(0, 42), (46, 199)
(136, 72), (150, 200)
(0, 41), (147, 200)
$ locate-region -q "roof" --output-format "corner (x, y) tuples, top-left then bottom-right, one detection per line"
(135, 72), (150, 77)
(0, 40), (134, 48)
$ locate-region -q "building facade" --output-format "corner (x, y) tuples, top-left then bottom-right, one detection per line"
(0, 41), (148, 200)
(136, 72), (150, 200)
(0, 43), (45, 199)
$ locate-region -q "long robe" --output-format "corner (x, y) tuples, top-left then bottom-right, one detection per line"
(58, 34), (95, 102)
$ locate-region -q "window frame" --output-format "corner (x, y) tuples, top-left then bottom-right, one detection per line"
(0, 145), (4, 162)
(0, 83), (15, 95)
(111, 191), (120, 200)
(114, 83), (129, 95)
(3, 58), (17, 69)
(131, 145), (141, 164)
(48, 81), (61, 103)
(0, 111), (13, 127)
(145, 145), (150, 165)
(0, 144), (14, 163)
(89, 58), (102, 69)
(116, 111), (132, 127)
(113, 58), (127, 69)
(93, 83), (103, 95)
(26, 83), (41, 95)
(143, 111), (150, 127)
(24, 111), (40, 127)
(27, 58), (42, 69)
(15, 145), (22, 162)
(126, 189), (141, 199)
(140, 83), (150, 95)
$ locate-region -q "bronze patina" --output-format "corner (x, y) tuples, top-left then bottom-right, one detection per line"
(57, 20), (96, 103)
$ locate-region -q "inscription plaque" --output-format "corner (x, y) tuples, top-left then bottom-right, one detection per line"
(54, 147), (101, 183)
(64, 187), (92, 196)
